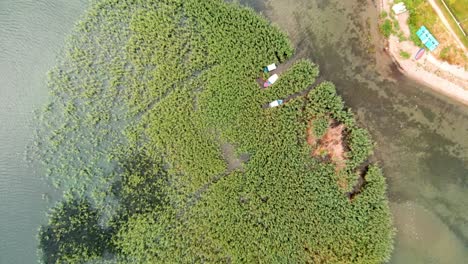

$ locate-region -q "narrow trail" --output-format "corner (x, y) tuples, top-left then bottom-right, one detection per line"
(284, 77), (325, 102)
(261, 77), (326, 109)
(176, 171), (231, 219)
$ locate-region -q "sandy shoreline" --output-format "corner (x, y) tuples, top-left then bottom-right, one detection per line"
(380, 0), (468, 106)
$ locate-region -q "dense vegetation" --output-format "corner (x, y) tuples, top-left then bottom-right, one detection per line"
(35, 0), (394, 263)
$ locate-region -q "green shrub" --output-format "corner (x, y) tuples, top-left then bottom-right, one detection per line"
(380, 19), (393, 38)
(380, 11), (388, 19)
(312, 116), (329, 138)
(400, 50), (411, 59)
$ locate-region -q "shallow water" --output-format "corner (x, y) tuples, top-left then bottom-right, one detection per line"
(0, 1), (86, 262)
(241, 0), (468, 262)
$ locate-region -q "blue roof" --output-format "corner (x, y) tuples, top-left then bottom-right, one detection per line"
(416, 26), (439, 51)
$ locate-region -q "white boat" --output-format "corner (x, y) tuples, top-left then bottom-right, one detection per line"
(264, 63), (277, 72)
(268, 99), (283, 108)
(263, 74), (279, 87)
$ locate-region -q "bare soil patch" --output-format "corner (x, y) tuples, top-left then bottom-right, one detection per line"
(221, 142), (248, 173)
(307, 119), (347, 171)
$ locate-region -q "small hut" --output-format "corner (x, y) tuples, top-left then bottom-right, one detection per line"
(416, 26), (439, 51)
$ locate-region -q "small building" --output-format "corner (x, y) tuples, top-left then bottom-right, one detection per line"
(392, 3), (407, 15)
(263, 73), (279, 88)
(263, 63), (277, 73)
(416, 26), (439, 51)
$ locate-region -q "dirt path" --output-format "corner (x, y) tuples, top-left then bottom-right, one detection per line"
(427, 0), (467, 53)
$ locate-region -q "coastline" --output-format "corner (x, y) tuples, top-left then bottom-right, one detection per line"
(380, 0), (468, 106)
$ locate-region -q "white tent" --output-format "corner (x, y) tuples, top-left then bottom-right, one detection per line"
(392, 3), (407, 15)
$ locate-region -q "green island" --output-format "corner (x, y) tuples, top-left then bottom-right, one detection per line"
(36, 0), (394, 263)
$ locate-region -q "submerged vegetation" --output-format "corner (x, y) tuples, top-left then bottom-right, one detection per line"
(38, 199), (112, 263)
(35, 0), (393, 263)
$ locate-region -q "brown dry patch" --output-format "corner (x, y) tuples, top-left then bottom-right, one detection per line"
(306, 120), (372, 199)
(307, 119), (347, 171)
(307, 119), (349, 192)
(431, 23), (468, 67)
(314, 123), (346, 170)
(256, 77), (265, 88)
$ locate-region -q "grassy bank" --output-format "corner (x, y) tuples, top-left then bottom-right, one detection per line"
(398, 0), (467, 66)
(435, 0), (468, 48)
(443, 0), (468, 32)
(36, 0), (394, 263)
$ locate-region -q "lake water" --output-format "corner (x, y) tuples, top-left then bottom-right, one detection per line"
(0, 1), (86, 263)
(0, 0), (466, 263)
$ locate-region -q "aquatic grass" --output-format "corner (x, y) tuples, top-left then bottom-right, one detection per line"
(35, 0), (394, 263)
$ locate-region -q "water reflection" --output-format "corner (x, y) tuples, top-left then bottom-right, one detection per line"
(242, 0), (468, 262)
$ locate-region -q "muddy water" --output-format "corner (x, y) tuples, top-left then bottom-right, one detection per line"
(241, 0), (468, 262)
